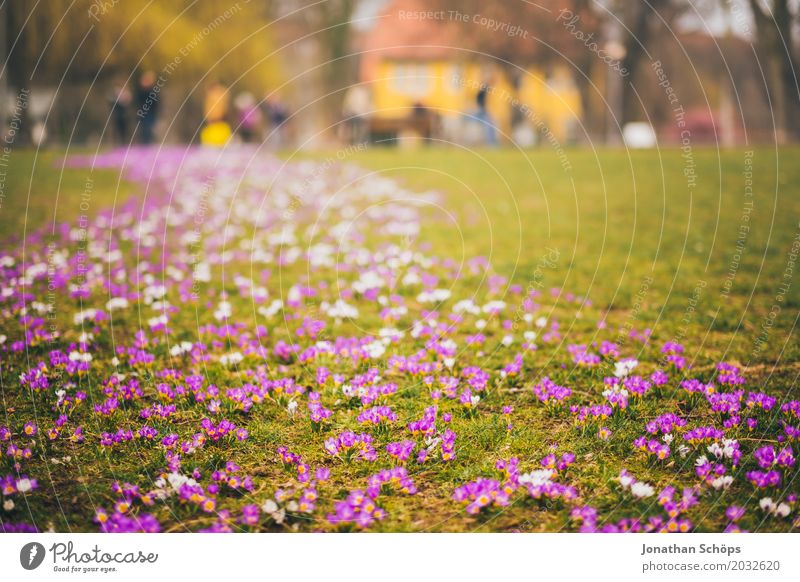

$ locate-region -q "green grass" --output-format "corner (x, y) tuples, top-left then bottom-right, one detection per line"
(0, 150), (135, 236)
(294, 146), (800, 365)
(2, 146), (799, 533)
(8, 147), (798, 365)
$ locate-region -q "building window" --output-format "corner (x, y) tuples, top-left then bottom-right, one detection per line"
(449, 65), (465, 91)
(391, 63), (431, 97)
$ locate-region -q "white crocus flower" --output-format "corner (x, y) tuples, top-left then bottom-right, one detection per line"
(630, 482), (654, 498)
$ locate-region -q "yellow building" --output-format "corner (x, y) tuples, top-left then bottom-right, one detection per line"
(357, 2), (583, 144)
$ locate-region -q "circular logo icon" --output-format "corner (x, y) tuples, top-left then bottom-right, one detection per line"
(20, 542), (46, 570)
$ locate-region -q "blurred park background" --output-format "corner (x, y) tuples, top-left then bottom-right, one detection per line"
(1, 0), (799, 150)
(3, 1), (800, 538)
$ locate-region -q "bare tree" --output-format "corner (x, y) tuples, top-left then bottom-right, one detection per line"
(613, 0), (697, 124)
(745, 0), (799, 141)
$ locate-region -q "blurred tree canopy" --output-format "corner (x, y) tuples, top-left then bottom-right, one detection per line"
(4, 0), (283, 91)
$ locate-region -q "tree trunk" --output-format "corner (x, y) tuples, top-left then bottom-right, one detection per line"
(748, 0), (798, 142)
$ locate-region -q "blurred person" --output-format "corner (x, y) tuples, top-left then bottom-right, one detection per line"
(203, 81), (230, 124)
(200, 121), (232, 146)
(202, 81), (232, 147)
(263, 94), (289, 148)
(234, 91), (262, 143)
(475, 81), (496, 147)
(342, 85), (371, 144)
(510, 100), (536, 148)
(410, 100), (434, 142)
(108, 80), (132, 144)
(135, 71), (161, 145)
